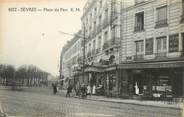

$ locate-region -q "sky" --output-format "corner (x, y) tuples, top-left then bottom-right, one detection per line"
(0, 0), (86, 76)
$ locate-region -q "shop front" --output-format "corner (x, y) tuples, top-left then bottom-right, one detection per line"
(104, 65), (119, 97)
(119, 61), (184, 100)
(84, 65), (105, 95)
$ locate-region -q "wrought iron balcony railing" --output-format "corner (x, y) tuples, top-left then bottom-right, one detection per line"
(155, 19), (168, 28)
(102, 37), (120, 50)
(155, 52), (167, 59)
(134, 54), (144, 61)
(134, 25), (144, 32)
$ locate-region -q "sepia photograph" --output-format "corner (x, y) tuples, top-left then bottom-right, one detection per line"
(0, 0), (184, 116)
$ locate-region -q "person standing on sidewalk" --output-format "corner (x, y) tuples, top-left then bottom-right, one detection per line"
(66, 85), (72, 97)
(87, 84), (91, 96)
(52, 83), (57, 95)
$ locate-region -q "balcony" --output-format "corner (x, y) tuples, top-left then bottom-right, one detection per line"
(134, 25), (144, 32)
(155, 19), (168, 28)
(103, 37), (120, 50)
(134, 54), (144, 61)
(103, 18), (111, 29)
(155, 52), (167, 59)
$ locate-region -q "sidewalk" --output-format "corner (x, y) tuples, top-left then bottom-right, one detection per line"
(0, 86), (182, 109)
(69, 90), (183, 109)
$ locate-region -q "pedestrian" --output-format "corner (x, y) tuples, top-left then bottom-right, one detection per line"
(87, 85), (91, 96)
(66, 85), (72, 97)
(92, 85), (96, 95)
(80, 84), (87, 98)
(52, 83), (57, 95)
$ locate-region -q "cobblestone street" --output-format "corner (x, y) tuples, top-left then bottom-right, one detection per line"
(0, 88), (182, 117)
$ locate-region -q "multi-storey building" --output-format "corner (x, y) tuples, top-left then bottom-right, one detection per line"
(60, 0), (184, 99)
(81, 0), (127, 96)
(118, 0), (184, 99)
(60, 31), (83, 88)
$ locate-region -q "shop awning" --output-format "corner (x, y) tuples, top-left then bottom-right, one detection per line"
(84, 65), (105, 72)
(104, 65), (117, 71)
(118, 61), (184, 69)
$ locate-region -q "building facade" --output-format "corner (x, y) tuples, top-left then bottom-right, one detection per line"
(60, 31), (83, 89)
(81, 0), (126, 96)
(60, 0), (184, 99)
(118, 0), (184, 99)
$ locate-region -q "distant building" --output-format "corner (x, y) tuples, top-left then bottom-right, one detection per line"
(60, 30), (83, 88)
(81, 0), (127, 96)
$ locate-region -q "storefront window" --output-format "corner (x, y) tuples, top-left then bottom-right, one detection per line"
(152, 75), (172, 97)
(109, 74), (116, 90)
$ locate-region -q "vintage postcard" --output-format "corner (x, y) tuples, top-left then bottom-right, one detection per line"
(0, 0), (184, 117)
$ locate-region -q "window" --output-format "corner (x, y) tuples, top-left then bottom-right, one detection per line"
(156, 6), (167, 27)
(183, 0), (184, 14)
(145, 38), (154, 55)
(93, 40), (96, 50)
(100, 0), (102, 7)
(104, 31), (108, 41)
(99, 15), (102, 25)
(105, 8), (108, 19)
(181, 0), (184, 23)
(156, 36), (167, 52)
(183, 33), (184, 52)
(98, 36), (102, 49)
(135, 40), (144, 54)
(93, 21), (96, 30)
(88, 43), (91, 52)
(169, 34), (179, 52)
(135, 12), (144, 32)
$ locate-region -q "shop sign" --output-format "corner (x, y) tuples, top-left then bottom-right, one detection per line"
(120, 61), (184, 69)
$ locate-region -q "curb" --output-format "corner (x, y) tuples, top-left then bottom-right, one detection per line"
(74, 96), (182, 110)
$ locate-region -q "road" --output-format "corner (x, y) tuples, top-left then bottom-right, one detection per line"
(0, 88), (182, 117)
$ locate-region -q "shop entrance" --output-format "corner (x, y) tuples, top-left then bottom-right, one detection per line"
(132, 70), (145, 95)
(131, 68), (183, 98)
